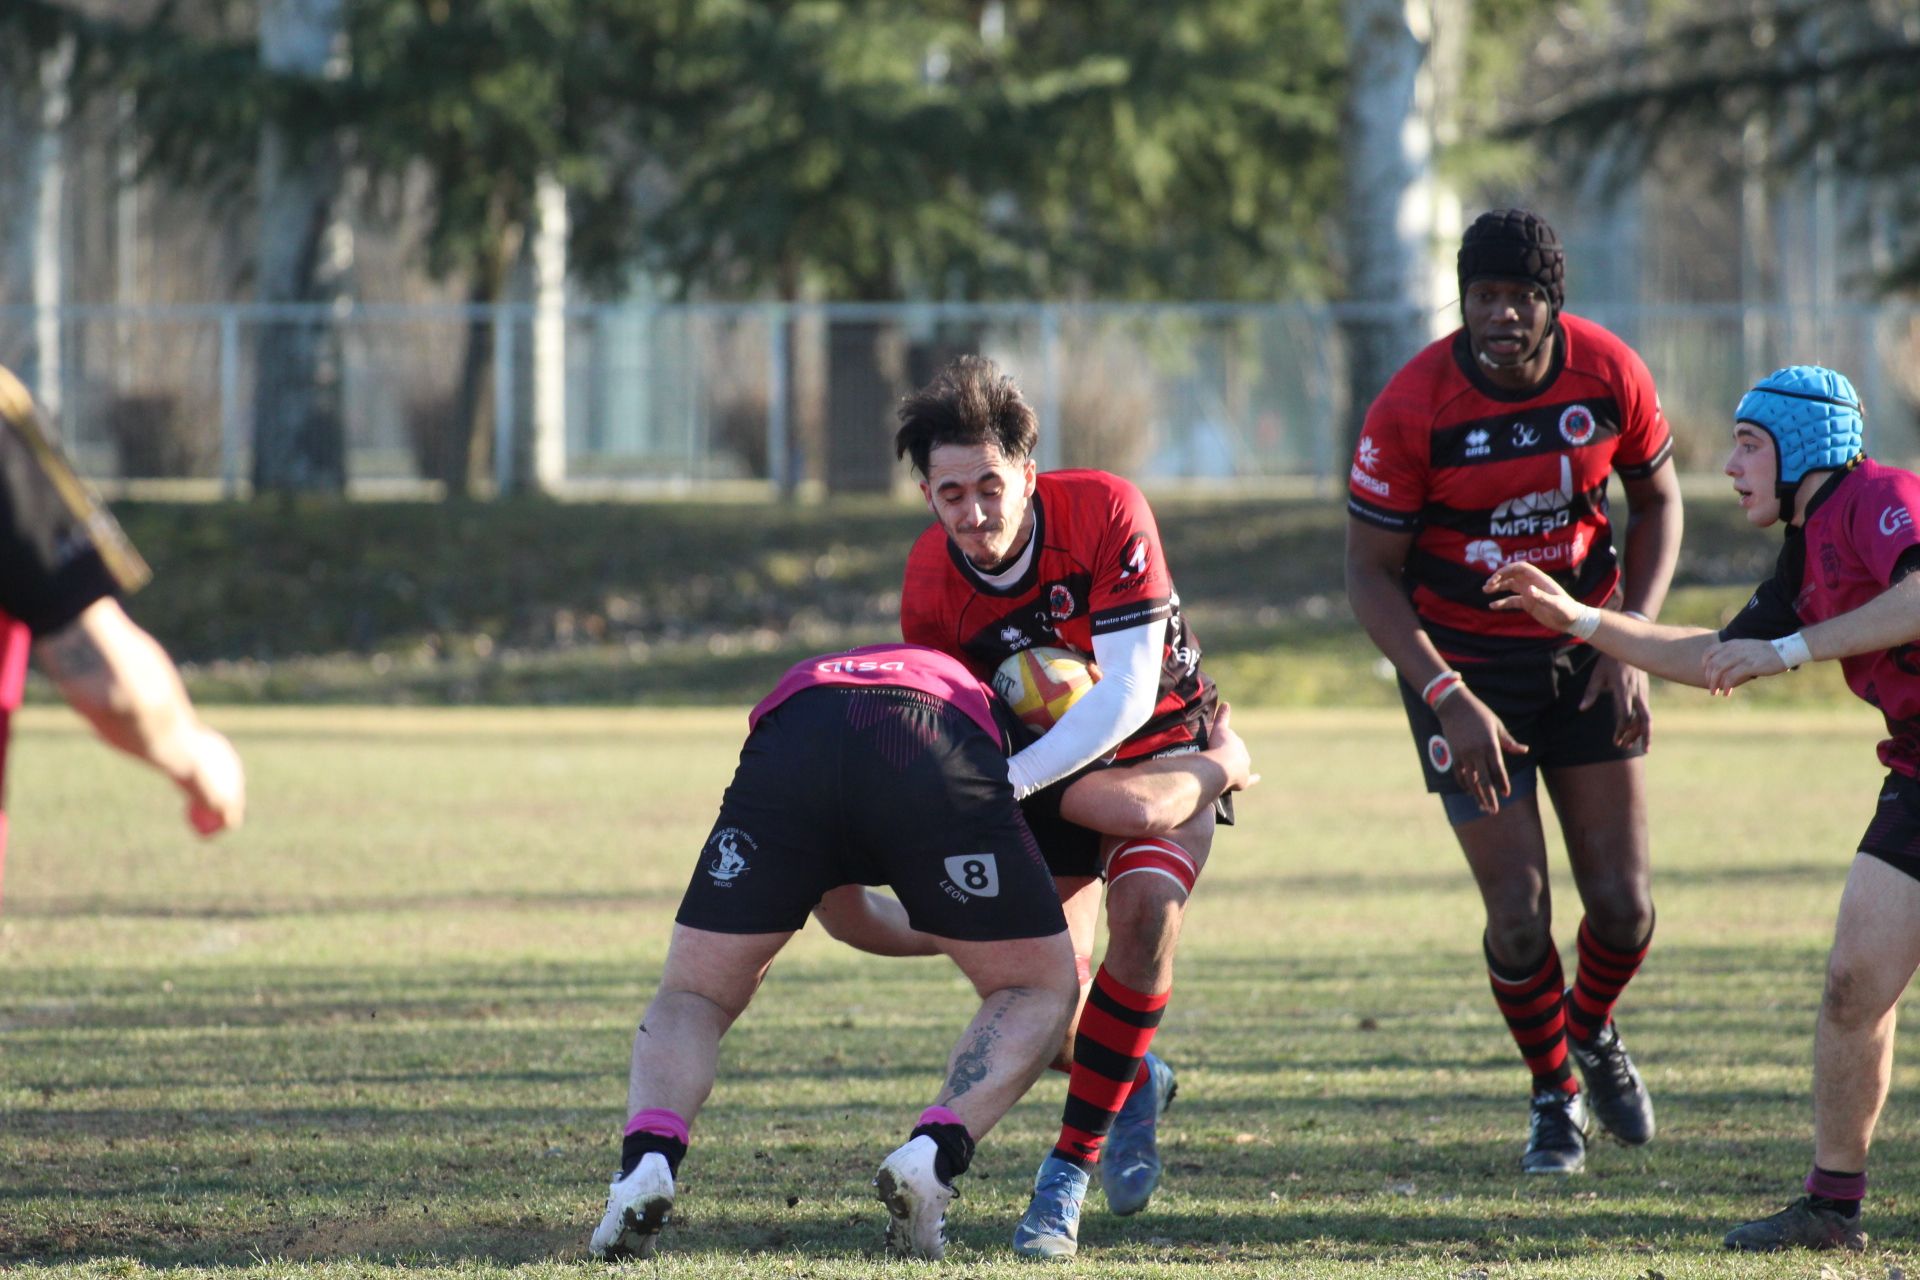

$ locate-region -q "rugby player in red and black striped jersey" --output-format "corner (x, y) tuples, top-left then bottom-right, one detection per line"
(1344, 211), (1683, 1175)
(830, 355), (1252, 1259)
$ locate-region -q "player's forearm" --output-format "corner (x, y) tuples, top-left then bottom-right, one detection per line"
(1582, 614), (1720, 688)
(1799, 574), (1920, 662)
(812, 887), (941, 957)
(1007, 625), (1160, 798)
(37, 603), (204, 783)
(1618, 476), (1683, 620)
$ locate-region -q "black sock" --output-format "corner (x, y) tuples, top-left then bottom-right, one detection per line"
(910, 1121), (975, 1185)
(1808, 1164), (1864, 1218)
(620, 1131), (688, 1179)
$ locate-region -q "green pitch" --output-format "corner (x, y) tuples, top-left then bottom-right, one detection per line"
(2, 703), (1914, 1278)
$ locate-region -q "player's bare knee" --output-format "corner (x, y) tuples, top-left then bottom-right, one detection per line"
(1821, 956), (1896, 1030)
(1484, 918), (1551, 969)
(1581, 892), (1653, 949)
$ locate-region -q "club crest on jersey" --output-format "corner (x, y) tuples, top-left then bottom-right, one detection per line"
(1048, 584), (1076, 619)
(1559, 404), (1597, 446)
(1427, 735), (1452, 773)
(1117, 532), (1151, 582)
(705, 827), (757, 885)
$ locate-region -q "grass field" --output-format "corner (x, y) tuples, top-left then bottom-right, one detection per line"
(4, 702), (1918, 1278)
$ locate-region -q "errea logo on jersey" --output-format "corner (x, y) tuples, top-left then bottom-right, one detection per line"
(814, 659), (906, 674)
(1465, 428), (1492, 458)
(1881, 505), (1914, 538)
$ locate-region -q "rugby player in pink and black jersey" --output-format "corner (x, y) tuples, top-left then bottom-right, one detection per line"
(1346, 210), (1683, 1175)
(589, 643), (1079, 1263)
(844, 355), (1253, 1260)
(1491, 366), (1920, 1253)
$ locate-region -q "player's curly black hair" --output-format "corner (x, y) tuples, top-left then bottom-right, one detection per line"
(894, 355), (1039, 477)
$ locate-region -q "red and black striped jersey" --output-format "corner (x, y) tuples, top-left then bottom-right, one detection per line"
(901, 469), (1211, 760)
(1347, 313), (1672, 661)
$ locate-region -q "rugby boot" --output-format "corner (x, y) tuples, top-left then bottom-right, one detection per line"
(1723, 1196), (1867, 1252)
(1101, 1052), (1178, 1215)
(1567, 1019), (1655, 1145)
(1519, 1089), (1588, 1174)
(1012, 1155), (1088, 1260)
(589, 1151), (674, 1260)
(874, 1135), (958, 1261)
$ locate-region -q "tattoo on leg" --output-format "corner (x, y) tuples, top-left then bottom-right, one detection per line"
(945, 988), (1028, 1099)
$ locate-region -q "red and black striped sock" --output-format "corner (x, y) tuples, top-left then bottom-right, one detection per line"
(1051, 966), (1167, 1169)
(1565, 916), (1651, 1045)
(1485, 935), (1575, 1096)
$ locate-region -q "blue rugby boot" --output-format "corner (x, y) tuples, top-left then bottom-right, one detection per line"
(1100, 1053), (1177, 1215)
(1011, 1155), (1088, 1260)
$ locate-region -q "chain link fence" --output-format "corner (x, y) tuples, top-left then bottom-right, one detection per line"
(2, 301), (1916, 496)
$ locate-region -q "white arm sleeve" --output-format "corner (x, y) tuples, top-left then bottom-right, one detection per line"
(1005, 622), (1163, 800)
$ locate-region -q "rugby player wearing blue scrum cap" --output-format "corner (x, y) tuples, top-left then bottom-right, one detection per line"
(1489, 365), (1920, 1251)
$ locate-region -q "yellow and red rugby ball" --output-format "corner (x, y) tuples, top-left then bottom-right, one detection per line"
(992, 645), (1101, 732)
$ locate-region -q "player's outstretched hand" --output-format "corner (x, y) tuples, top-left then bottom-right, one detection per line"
(1210, 702), (1260, 793)
(180, 725), (245, 835)
(1483, 562), (1579, 633)
(1700, 637), (1787, 696)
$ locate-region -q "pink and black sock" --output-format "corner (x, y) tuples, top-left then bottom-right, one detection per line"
(910, 1105), (976, 1184)
(1565, 916), (1651, 1045)
(1485, 935), (1575, 1096)
(1806, 1165), (1866, 1217)
(620, 1107), (689, 1178)
(1052, 966), (1167, 1168)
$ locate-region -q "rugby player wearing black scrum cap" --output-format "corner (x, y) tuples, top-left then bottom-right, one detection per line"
(1344, 209), (1684, 1172)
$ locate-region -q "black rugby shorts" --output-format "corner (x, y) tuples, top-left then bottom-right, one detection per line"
(1399, 641), (1644, 821)
(675, 686), (1065, 941)
(1858, 771), (1920, 882)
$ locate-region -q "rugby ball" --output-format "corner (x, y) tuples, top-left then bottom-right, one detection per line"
(992, 646), (1101, 732)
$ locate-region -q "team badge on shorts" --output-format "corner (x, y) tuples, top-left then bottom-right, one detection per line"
(1427, 734), (1453, 773)
(705, 827), (757, 885)
(942, 853), (1001, 900)
(1558, 404), (1597, 446)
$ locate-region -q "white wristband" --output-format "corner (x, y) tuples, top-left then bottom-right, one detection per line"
(1772, 632), (1812, 669)
(1568, 604), (1602, 640)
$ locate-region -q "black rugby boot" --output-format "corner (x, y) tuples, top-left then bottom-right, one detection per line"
(1519, 1089), (1587, 1174)
(1567, 1019), (1654, 1145)
(1723, 1196), (1866, 1252)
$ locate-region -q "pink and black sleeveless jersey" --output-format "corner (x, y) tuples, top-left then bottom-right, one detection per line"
(1348, 314), (1673, 661)
(749, 643), (1006, 746)
(900, 469), (1210, 760)
(1720, 460), (1920, 778)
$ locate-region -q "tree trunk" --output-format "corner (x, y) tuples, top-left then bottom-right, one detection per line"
(446, 218), (524, 498)
(824, 319), (898, 495)
(252, 0), (348, 495)
(1339, 0), (1453, 452)
(25, 37), (73, 420)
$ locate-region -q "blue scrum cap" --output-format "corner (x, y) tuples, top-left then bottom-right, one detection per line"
(1735, 365), (1864, 496)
